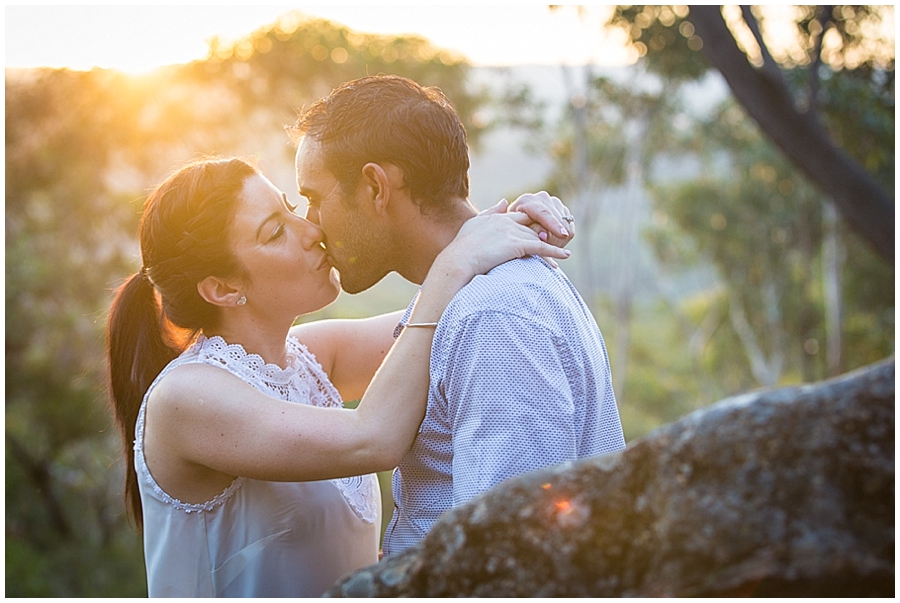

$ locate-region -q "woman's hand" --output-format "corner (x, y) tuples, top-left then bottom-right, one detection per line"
(492, 191), (576, 248)
(435, 206), (572, 283)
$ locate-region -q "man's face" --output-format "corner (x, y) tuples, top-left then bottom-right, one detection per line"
(294, 138), (391, 294)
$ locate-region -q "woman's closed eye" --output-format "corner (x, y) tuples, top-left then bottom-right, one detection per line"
(269, 224), (286, 242)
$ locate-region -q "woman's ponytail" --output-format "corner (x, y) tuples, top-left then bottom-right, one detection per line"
(106, 271), (178, 531)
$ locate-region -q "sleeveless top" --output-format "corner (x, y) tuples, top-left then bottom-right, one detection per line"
(134, 334), (381, 597)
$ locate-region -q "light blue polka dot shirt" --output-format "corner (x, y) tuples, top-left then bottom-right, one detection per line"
(382, 256), (626, 556)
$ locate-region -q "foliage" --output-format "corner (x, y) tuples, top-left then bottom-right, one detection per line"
(608, 5), (895, 360)
(648, 97), (893, 383)
(609, 5), (894, 78)
(5, 14), (483, 597)
(608, 5), (895, 262)
(184, 16), (486, 159)
(608, 5), (709, 80)
(545, 73), (682, 197)
(536, 5), (893, 434)
(6, 68), (148, 596)
(619, 4), (894, 380)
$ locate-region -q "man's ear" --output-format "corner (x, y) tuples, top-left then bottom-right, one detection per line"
(360, 162), (391, 216)
(197, 276), (244, 308)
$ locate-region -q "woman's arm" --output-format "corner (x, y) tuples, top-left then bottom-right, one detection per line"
(150, 211), (572, 483)
(293, 195), (576, 402)
(147, 280), (457, 483)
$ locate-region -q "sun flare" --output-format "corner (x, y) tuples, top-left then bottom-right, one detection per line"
(6, 5), (634, 73)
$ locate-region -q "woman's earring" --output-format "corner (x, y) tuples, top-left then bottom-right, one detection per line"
(236, 294), (247, 306)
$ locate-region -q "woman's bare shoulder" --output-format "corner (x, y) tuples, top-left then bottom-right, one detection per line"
(147, 362), (257, 414)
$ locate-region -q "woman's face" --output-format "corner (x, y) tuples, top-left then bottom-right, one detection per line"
(228, 173), (340, 320)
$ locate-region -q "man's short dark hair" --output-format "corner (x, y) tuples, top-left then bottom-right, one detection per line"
(290, 75), (470, 210)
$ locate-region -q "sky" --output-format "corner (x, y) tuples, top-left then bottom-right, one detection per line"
(5, 5), (634, 73)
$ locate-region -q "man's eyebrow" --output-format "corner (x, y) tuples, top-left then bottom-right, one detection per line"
(256, 211), (280, 241)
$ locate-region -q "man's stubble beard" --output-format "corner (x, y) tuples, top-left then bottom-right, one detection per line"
(330, 206), (394, 295)
(335, 265), (386, 295)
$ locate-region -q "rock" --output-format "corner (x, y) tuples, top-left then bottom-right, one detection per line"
(326, 358), (894, 597)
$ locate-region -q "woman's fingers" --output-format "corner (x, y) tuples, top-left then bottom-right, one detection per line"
(480, 198), (510, 216)
(449, 213), (571, 276)
(508, 191), (575, 246)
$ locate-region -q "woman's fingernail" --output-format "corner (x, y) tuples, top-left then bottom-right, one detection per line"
(560, 228), (569, 237)
(564, 249), (572, 256)
(539, 231), (548, 241)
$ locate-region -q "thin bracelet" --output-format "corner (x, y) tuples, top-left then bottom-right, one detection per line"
(404, 322), (439, 328)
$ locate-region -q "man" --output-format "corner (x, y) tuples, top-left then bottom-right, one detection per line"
(290, 75), (625, 556)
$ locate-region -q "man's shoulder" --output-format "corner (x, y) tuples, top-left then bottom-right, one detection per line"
(443, 256), (583, 324)
(458, 256), (562, 296)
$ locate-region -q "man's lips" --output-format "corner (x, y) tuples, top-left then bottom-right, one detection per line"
(326, 253), (341, 272)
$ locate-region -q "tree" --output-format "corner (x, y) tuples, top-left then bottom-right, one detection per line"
(601, 5), (894, 388)
(184, 15), (486, 168)
(6, 68), (150, 596)
(608, 5), (894, 263)
(5, 14), (487, 596)
(648, 97), (893, 386)
(530, 6), (892, 430)
(544, 70), (684, 403)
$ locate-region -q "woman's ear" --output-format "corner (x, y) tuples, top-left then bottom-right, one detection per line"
(197, 276), (244, 308)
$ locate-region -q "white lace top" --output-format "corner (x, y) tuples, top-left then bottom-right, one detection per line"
(134, 334), (381, 597)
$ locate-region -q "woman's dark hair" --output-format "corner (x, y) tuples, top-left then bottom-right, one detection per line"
(289, 75), (470, 213)
(106, 157), (257, 531)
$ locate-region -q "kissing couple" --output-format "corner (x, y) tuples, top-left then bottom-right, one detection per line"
(107, 74), (626, 596)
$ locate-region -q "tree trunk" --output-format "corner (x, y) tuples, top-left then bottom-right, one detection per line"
(561, 65), (599, 296)
(822, 202), (844, 376)
(728, 283), (784, 387)
(688, 5), (894, 265)
(612, 126), (646, 402)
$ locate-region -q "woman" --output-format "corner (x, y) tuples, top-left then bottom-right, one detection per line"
(106, 157), (571, 597)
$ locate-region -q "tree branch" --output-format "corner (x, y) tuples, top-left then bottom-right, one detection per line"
(688, 5), (894, 264)
(740, 6), (783, 84)
(808, 6), (834, 118)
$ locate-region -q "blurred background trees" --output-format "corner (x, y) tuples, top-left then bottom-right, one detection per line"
(6, 7), (893, 596)
(6, 17), (483, 596)
(538, 4), (893, 432)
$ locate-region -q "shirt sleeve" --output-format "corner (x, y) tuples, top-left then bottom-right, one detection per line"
(441, 310), (580, 506)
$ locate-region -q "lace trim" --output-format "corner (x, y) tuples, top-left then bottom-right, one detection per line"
(134, 334), (378, 522)
(198, 335), (343, 409)
(329, 474), (379, 524)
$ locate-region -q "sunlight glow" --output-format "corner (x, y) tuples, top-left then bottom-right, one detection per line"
(6, 6), (295, 74)
(6, 5), (633, 73)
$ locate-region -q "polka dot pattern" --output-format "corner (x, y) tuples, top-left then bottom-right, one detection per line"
(383, 256), (625, 555)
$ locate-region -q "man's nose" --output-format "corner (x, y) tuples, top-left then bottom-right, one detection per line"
(298, 218), (326, 249)
(304, 205), (321, 225)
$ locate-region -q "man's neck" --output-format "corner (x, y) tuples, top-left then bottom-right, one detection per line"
(395, 199), (477, 285)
